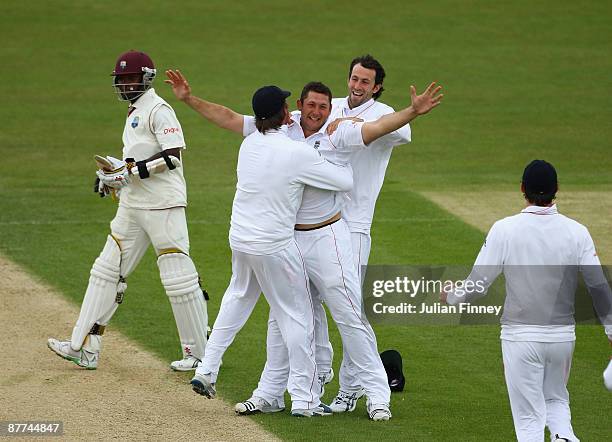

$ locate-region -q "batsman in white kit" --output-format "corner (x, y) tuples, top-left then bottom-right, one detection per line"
(442, 160), (612, 441)
(188, 85), (354, 416)
(47, 50), (209, 372)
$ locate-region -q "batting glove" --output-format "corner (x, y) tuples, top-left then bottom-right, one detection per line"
(96, 156), (131, 189)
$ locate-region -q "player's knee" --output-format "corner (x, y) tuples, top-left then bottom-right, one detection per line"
(157, 252), (200, 298)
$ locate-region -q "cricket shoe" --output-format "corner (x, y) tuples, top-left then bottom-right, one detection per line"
(291, 403), (333, 418)
(366, 400), (392, 421)
(235, 396), (285, 415)
(318, 368), (334, 398)
(170, 355), (201, 372)
(47, 336), (100, 370)
(191, 373), (216, 399)
(329, 388), (365, 412)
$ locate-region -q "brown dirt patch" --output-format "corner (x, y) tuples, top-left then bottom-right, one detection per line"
(0, 254), (278, 441)
(421, 190), (612, 263)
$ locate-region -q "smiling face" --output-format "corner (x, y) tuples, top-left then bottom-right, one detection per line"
(297, 91), (332, 136)
(347, 63), (381, 109)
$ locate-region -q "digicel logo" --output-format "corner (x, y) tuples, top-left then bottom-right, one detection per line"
(164, 127), (181, 134)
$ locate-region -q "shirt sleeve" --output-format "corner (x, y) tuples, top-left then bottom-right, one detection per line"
(328, 121), (367, 151)
(243, 115), (257, 137)
(151, 104), (186, 150)
(294, 142), (353, 192)
(446, 222), (505, 305)
(579, 227), (612, 338)
(373, 122), (411, 147)
(367, 106), (411, 147)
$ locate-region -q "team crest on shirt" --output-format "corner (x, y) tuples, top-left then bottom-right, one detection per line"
(131, 116), (140, 128)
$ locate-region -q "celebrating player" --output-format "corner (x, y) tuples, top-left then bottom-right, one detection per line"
(47, 50), (209, 372)
(441, 160), (612, 441)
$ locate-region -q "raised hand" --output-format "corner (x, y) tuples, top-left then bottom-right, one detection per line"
(165, 69), (192, 102)
(410, 82), (443, 115)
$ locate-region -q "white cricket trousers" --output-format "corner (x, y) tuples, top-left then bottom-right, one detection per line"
(197, 242), (319, 411)
(351, 231), (372, 284)
(335, 231), (374, 393)
(253, 221), (390, 405)
(501, 340), (579, 442)
(111, 205), (191, 269)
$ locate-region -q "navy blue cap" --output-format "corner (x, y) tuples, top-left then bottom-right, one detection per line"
(522, 160), (558, 195)
(252, 85), (291, 119)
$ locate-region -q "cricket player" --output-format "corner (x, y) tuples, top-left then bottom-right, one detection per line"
(47, 50), (209, 372)
(441, 160), (612, 441)
(189, 85), (355, 417)
(165, 70), (442, 419)
(323, 54), (427, 413)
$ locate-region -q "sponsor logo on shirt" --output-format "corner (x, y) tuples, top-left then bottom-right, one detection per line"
(314, 141), (320, 150)
(163, 127), (181, 135)
(131, 116), (139, 128)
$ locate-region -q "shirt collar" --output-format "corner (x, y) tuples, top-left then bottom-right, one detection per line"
(337, 97), (375, 117)
(130, 88), (156, 109)
(263, 125), (288, 135)
(521, 204), (558, 215)
(289, 112), (301, 126)
(288, 111), (328, 140)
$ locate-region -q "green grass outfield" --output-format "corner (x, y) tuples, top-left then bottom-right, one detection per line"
(1, 1), (611, 440)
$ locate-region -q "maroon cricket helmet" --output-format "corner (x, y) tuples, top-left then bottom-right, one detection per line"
(111, 50), (156, 102)
(112, 50), (155, 76)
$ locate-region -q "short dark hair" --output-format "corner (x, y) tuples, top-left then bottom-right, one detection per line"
(524, 189), (557, 207)
(300, 81), (333, 104)
(348, 54), (386, 100)
(255, 106), (286, 134)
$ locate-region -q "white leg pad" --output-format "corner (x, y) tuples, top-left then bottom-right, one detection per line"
(71, 235), (124, 351)
(158, 253), (208, 360)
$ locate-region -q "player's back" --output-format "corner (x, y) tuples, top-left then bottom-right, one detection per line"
(487, 205), (599, 339)
(229, 129), (320, 255)
(493, 206), (590, 266)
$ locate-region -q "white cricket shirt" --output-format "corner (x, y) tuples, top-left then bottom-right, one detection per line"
(229, 127), (353, 255)
(120, 88), (187, 209)
(329, 97), (411, 234)
(447, 204), (612, 342)
(243, 112), (366, 224)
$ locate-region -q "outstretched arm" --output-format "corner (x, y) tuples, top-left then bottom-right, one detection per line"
(360, 82), (443, 145)
(165, 69), (244, 135)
